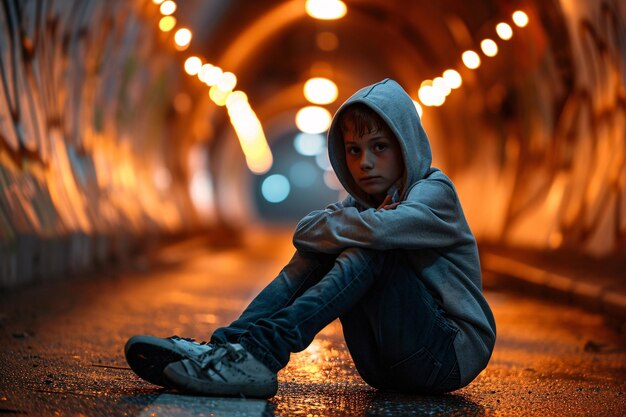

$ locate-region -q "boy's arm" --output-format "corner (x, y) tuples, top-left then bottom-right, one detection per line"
(293, 180), (471, 253)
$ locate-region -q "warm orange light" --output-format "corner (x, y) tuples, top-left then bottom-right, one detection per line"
(227, 99), (273, 174)
(296, 106), (332, 134)
(496, 22), (513, 40)
(158, 16), (176, 32)
(433, 77), (451, 97)
(443, 69), (462, 89)
(160, 0), (177, 15)
(184, 56), (202, 75)
(462, 50), (481, 69)
(217, 72), (237, 92)
(305, 0), (347, 20)
(418, 85), (445, 107)
(481, 39), (498, 57)
(152, 0), (165, 4)
(209, 85), (229, 106)
(303, 77), (338, 105)
(512, 11), (529, 27)
(174, 28), (192, 50)
(201, 64), (222, 86)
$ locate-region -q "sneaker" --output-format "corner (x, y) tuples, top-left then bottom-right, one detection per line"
(124, 335), (213, 387)
(163, 343), (278, 398)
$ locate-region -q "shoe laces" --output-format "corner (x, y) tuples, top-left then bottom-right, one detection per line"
(169, 335), (211, 345)
(195, 342), (245, 373)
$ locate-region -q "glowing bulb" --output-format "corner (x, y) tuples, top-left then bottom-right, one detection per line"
(160, 0), (177, 15)
(174, 28), (192, 49)
(303, 77), (338, 105)
(512, 11), (529, 27)
(296, 106), (332, 134)
(443, 69), (462, 89)
(184, 56), (202, 75)
(480, 39), (498, 57)
(209, 85), (229, 106)
(496, 23), (513, 40)
(305, 0), (347, 20)
(152, 0), (165, 5)
(462, 50), (481, 69)
(201, 64), (222, 86)
(159, 16), (176, 32)
(217, 72), (237, 92)
(225, 91), (248, 110)
(433, 77), (451, 97)
(418, 85), (445, 107)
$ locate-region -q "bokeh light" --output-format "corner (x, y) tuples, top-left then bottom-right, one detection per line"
(261, 174), (291, 203)
(443, 69), (462, 89)
(303, 77), (338, 105)
(294, 132), (326, 156)
(305, 0), (347, 20)
(496, 22), (513, 40)
(296, 106), (332, 134)
(160, 0), (177, 15)
(512, 11), (529, 27)
(184, 56), (202, 75)
(289, 161), (318, 188)
(481, 39), (498, 57)
(462, 50), (481, 69)
(174, 28), (192, 49)
(158, 16), (176, 32)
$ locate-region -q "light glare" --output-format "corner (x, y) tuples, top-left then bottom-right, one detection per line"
(174, 28), (192, 48)
(160, 0), (177, 15)
(496, 23), (513, 40)
(443, 69), (462, 89)
(303, 77), (338, 105)
(296, 106), (332, 134)
(159, 16), (176, 32)
(512, 11), (529, 27)
(462, 50), (481, 69)
(184, 56), (202, 75)
(294, 132), (325, 156)
(480, 39), (498, 57)
(305, 0), (347, 20)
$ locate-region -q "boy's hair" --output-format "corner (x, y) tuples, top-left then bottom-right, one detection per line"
(339, 103), (386, 137)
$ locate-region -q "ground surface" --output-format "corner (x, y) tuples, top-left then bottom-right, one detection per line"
(1, 228), (624, 416)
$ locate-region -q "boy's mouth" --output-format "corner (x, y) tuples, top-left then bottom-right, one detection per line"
(359, 176), (382, 184)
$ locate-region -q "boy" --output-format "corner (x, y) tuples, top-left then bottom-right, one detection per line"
(125, 78), (496, 398)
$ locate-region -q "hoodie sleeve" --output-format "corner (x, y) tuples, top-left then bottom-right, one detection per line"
(293, 179), (471, 253)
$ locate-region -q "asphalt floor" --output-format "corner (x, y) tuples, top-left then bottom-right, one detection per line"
(0, 227), (624, 416)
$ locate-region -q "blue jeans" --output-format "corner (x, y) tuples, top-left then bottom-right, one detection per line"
(211, 248), (460, 394)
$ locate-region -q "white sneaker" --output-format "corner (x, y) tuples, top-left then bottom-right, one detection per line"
(125, 335), (213, 387)
(163, 343), (278, 398)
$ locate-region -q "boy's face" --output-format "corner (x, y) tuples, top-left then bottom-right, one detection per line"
(343, 121), (404, 204)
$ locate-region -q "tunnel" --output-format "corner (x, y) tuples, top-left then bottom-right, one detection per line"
(1, 1), (625, 292)
(1, 1), (626, 415)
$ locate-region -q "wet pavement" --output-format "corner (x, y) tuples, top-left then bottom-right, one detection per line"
(0, 227), (625, 416)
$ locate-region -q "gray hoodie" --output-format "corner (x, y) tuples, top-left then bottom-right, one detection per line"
(293, 78), (496, 387)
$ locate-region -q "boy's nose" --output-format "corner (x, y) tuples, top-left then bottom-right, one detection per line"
(360, 154), (374, 170)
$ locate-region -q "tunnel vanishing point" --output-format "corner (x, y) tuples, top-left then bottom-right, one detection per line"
(0, 0), (625, 290)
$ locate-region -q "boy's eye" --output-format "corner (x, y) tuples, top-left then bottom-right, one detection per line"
(346, 146), (360, 155)
(374, 143), (388, 152)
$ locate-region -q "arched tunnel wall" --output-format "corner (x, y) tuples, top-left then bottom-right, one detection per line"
(1, 0), (625, 289)
(0, 1), (201, 287)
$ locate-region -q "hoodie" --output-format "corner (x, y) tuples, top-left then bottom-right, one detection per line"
(292, 78), (496, 387)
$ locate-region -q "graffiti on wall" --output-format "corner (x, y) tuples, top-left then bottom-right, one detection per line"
(0, 0), (190, 286)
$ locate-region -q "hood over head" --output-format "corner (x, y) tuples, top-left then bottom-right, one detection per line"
(327, 78), (433, 208)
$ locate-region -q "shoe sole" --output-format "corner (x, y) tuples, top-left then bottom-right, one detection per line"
(163, 365), (278, 399)
(124, 336), (186, 387)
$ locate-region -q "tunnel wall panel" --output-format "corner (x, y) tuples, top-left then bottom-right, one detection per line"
(0, 0), (195, 288)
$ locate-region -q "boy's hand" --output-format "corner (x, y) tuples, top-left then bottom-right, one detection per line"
(377, 195), (400, 211)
